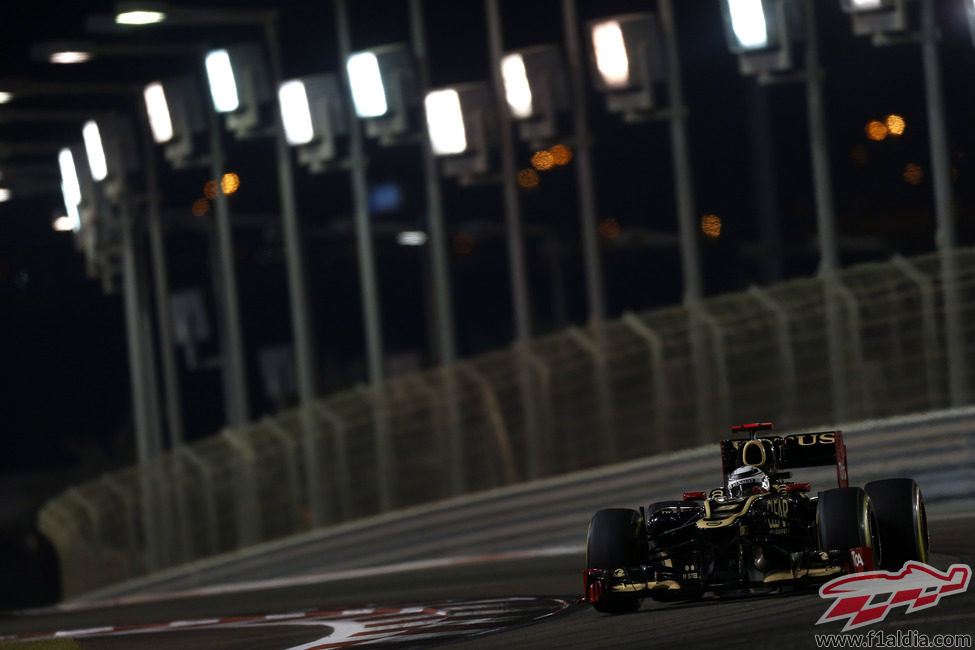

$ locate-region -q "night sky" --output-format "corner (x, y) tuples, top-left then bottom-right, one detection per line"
(3, 0), (975, 546)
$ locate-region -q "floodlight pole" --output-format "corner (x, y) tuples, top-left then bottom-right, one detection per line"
(802, 0), (847, 424)
(919, 0), (965, 406)
(336, 0), (393, 511)
(487, 0), (543, 480)
(409, 0), (465, 496)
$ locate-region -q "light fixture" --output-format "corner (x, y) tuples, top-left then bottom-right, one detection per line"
(396, 231), (428, 246)
(58, 147), (83, 222)
(82, 120), (109, 182)
(839, 0), (906, 36)
(500, 44), (568, 142)
(587, 13), (666, 115)
(0, 188), (11, 202)
(345, 43), (417, 141)
(144, 77), (206, 167)
(115, 9), (167, 25)
(144, 82), (174, 143)
(204, 43), (270, 137)
(49, 50), (93, 64)
(719, 0), (798, 75)
(278, 74), (348, 171)
(424, 82), (495, 178)
(0, 91), (13, 104)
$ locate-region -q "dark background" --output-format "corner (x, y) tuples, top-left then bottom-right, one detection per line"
(2, 0), (975, 607)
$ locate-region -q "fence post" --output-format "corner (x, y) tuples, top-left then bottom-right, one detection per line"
(456, 361), (518, 485)
(220, 428), (262, 548)
(831, 277), (869, 418)
(316, 403), (353, 521)
(892, 255), (941, 410)
(749, 286), (799, 422)
(262, 417), (305, 533)
(621, 312), (670, 448)
(690, 305), (733, 431)
(179, 446), (219, 556)
(356, 385), (395, 512)
(101, 474), (140, 576)
(407, 373), (454, 497)
(568, 326), (618, 463)
(520, 347), (556, 476)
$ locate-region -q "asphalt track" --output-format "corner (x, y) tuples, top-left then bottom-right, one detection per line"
(1, 511), (972, 649)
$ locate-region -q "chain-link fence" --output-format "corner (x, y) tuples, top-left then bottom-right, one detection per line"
(39, 248), (975, 597)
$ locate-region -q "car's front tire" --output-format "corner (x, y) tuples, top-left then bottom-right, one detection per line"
(817, 487), (882, 568)
(586, 508), (643, 614)
(865, 478), (928, 570)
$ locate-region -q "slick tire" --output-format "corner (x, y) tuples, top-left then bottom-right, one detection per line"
(586, 508), (643, 614)
(817, 487), (882, 568)
(864, 478), (929, 570)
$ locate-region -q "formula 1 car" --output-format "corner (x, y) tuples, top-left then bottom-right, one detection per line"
(584, 422), (930, 613)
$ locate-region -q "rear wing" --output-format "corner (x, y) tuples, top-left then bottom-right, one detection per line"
(719, 426), (849, 488)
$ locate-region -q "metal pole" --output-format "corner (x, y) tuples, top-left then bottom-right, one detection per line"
(747, 82), (783, 284)
(409, 0), (465, 496)
(803, 0), (847, 423)
(335, 0), (393, 510)
(261, 15), (319, 406)
(486, 0), (542, 479)
(920, 0), (966, 406)
(207, 96), (250, 426)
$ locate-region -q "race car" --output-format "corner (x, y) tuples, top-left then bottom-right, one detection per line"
(584, 422), (930, 613)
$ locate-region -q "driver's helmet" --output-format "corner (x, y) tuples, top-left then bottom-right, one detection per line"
(727, 466), (770, 498)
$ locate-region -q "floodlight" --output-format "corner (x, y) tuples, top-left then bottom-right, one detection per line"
(49, 50), (93, 64)
(345, 44), (417, 141)
(424, 82), (495, 178)
(204, 43), (271, 137)
(587, 13), (666, 115)
(839, 0), (906, 35)
(205, 49), (239, 113)
(0, 91), (11, 104)
(719, 0), (798, 75)
(347, 52), (387, 118)
(499, 45), (568, 141)
(278, 74), (348, 170)
(82, 120), (109, 182)
(0, 188), (10, 202)
(279, 80), (314, 145)
(425, 89), (467, 155)
(396, 231), (428, 246)
(58, 147), (83, 209)
(144, 82), (174, 143)
(115, 9), (166, 25)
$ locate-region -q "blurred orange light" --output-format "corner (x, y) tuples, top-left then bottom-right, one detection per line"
(530, 150), (555, 171)
(903, 163), (923, 185)
(598, 218), (620, 241)
(866, 120), (887, 141)
(221, 172), (240, 195)
(701, 214), (722, 239)
(204, 180), (218, 199)
(885, 114), (905, 136)
(518, 168), (540, 188)
(453, 233), (474, 256)
(549, 144), (573, 166)
(192, 198), (211, 216)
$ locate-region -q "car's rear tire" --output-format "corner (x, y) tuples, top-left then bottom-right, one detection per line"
(817, 487), (882, 568)
(586, 508), (643, 614)
(865, 478), (929, 570)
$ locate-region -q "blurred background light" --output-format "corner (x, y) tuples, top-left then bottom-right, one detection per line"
(591, 20), (630, 88)
(0, 91), (12, 103)
(424, 89), (466, 155)
(396, 231), (428, 246)
(204, 180), (218, 199)
(205, 49), (240, 113)
(115, 9), (167, 25)
(501, 53), (533, 119)
(885, 113), (905, 136)
(220, 173), (240, 195)
(0, 188), (11, 202)
(144, 82), (174, 144)
(865, 119), (888, 141)
(517, 168), (540, 188)
(726, 0), (770, 50)
(53, 214), (77, 232)
(58, 148), (82, 209)
(531, 149), (555, 171)
(847, 0), (884, 9)
(903, 163), (923, 185)
(368, 182), (404, 214)
(82, 120), (108, 182)
(701, 213), (723, 238)
(192, 198), (210, 216)
(278, 79), (315, 145)
(347, 52), (387, 118)
(49, 50), (92, 64)
(598, 217), (621, 241)
(549, 144), (572, 165)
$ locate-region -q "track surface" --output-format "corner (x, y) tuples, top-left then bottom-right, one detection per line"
(1, 512), (972, 649)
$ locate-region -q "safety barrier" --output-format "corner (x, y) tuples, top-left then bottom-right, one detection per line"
(39, 248), (975, 597)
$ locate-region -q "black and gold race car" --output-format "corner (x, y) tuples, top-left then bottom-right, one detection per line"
(584, 423), (930, 613)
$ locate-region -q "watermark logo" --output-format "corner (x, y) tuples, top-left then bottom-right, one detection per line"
(817, 561), (971, 632)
